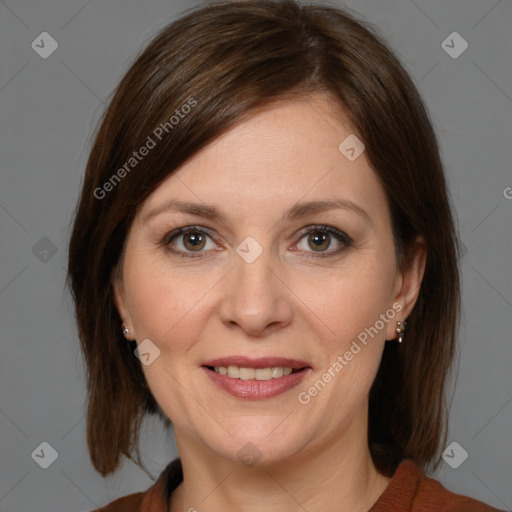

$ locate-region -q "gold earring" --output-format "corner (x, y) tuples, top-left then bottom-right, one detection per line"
(396, 321), (406, 343)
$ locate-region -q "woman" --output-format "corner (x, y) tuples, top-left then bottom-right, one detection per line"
(66, 1), (504, 510)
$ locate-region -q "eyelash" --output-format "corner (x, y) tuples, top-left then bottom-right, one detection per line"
(160, 224), (352, 259)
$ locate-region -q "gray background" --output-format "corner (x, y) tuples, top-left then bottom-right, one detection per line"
(0, 0), (511, 511)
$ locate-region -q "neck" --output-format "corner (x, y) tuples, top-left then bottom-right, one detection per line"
(170, 414), (391, 512)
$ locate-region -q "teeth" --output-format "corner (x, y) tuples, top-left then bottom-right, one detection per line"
(271, 367), (284, 378)
(227, 365), (239, 378)
(255, 368), (272, 380)
(212, 365), (296, 380)
(239, 367), (255, 380)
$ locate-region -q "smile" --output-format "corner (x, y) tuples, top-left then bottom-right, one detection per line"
(202, 365), (311, 399)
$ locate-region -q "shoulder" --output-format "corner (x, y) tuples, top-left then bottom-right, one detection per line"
(397, 459), (505, 512)
(370, 459), (505, 511)
(91, 491), (145, 512)
(89, 458), (180, 512)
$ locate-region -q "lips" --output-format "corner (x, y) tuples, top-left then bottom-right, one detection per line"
(201, 356), (312, 399)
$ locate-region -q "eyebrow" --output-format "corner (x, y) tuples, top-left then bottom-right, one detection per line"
(142, 198), (371, 226)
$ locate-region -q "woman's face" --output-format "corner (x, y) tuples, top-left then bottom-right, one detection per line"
(114, 95), (424, 465)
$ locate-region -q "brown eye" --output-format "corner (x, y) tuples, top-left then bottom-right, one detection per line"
(295, 225), (352, 258)
(307, 230), (331, 252)
(182, 231), (206, 251)
(164, 226), (217, 257)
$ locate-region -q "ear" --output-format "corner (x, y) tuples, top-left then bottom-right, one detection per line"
(385, 235), (427, 341)
(112, 263), (134, 339)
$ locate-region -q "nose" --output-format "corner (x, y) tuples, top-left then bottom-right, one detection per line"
(219, 245), (293, 337)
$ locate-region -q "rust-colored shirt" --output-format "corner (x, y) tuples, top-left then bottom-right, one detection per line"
(92, 458), (505, 511)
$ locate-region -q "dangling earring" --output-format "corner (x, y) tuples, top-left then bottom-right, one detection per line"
(396, 321), (406, 343)
(122, 325), (130, 337)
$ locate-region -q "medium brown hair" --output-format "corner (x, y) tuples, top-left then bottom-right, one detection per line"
(66, 0), (461, 478)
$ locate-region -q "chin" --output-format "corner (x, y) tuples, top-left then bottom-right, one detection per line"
(206, 425), (308, 468)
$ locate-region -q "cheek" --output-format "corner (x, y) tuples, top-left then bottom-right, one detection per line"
(123, 252), (215, 346)
(303, 263), (395, 416)
(294, 256), (396, 350)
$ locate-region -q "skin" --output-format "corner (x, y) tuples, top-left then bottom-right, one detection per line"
(113, 94), (426, 512)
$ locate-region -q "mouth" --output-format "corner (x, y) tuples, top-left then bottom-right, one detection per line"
(201, 357), (312, 399)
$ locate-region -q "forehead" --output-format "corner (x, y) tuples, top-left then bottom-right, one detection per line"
(138, 95), (388, 227)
